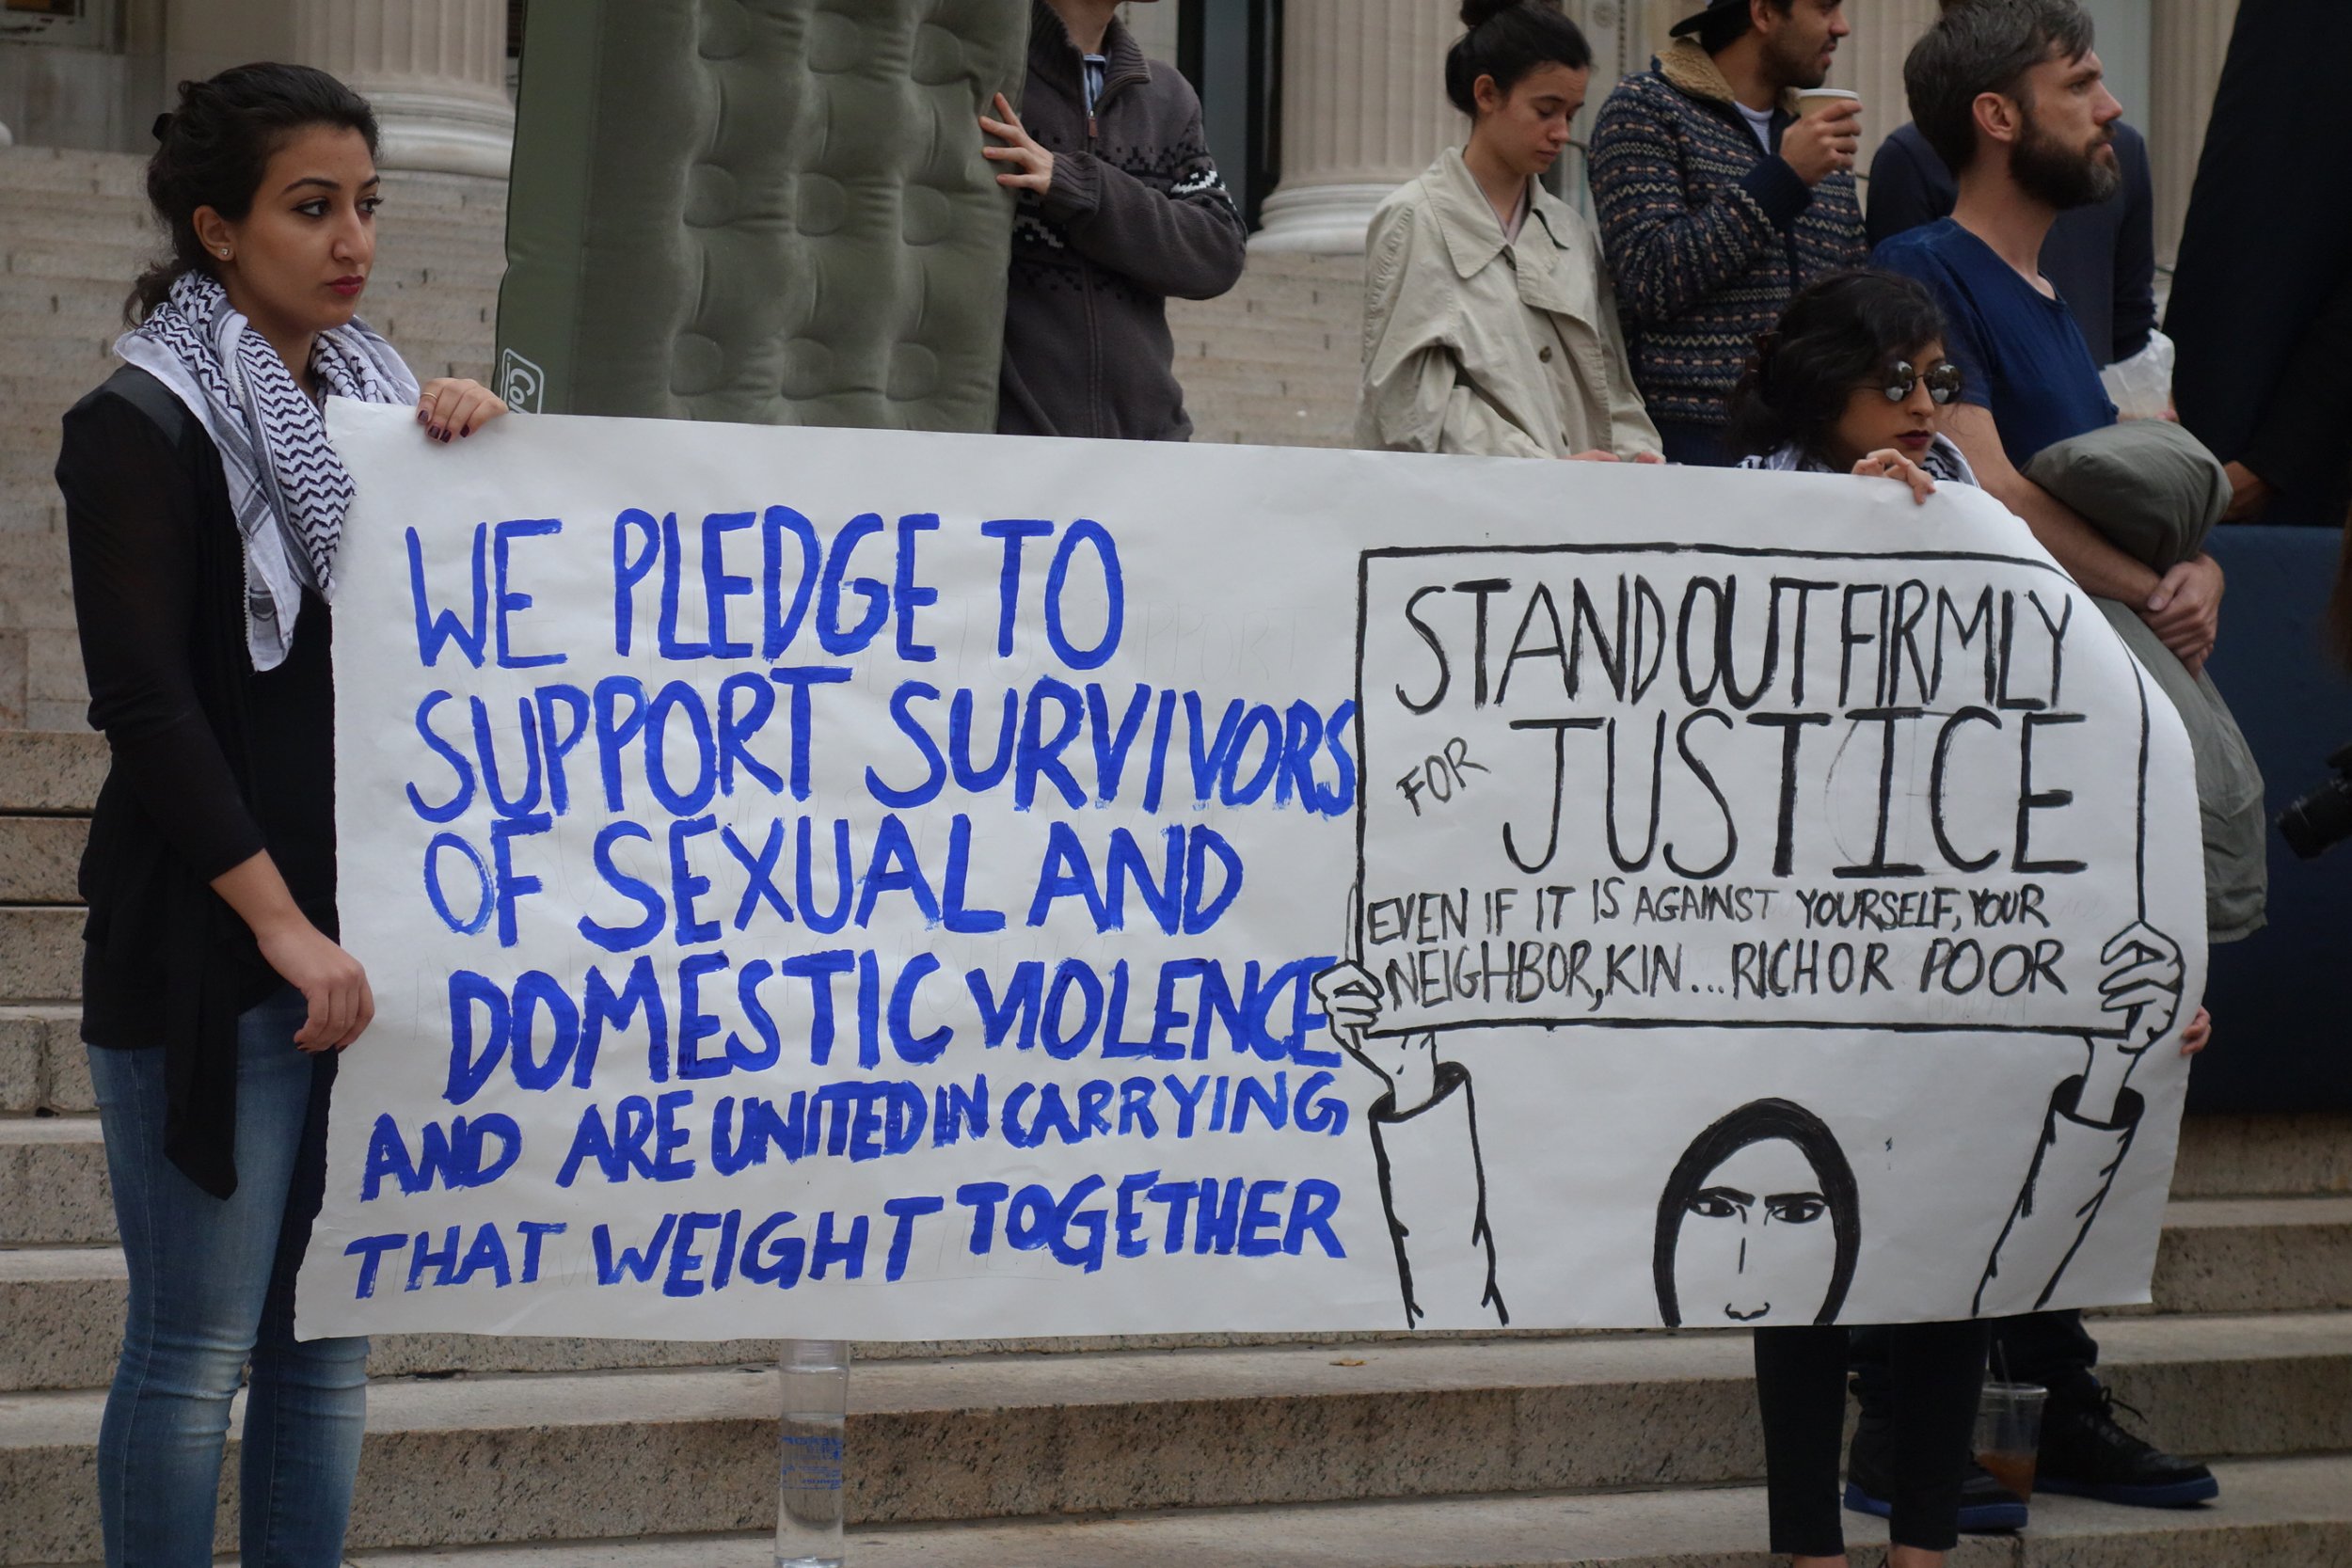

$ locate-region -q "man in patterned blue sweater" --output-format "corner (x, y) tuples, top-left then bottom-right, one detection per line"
(1589, 0), (1866, 466)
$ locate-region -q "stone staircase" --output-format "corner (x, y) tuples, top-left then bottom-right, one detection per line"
(8, 148), (2352, 1568)
(3, 761), (2351, 1567)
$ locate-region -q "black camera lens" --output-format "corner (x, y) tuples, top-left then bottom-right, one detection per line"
(2279, 774), (2352, 860)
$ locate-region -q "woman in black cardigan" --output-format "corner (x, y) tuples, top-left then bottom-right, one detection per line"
(56, 63), (503, 1565)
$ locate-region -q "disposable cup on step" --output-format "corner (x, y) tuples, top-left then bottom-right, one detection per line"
(1974, 1380), (2047, 1501)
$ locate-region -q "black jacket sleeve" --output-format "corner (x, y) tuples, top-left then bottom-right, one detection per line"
(2238, 265), (2352, 496)
(2109, 131), (2159, 364)
(56, 392), (267, 881)
(1865, 130), (1950, 250)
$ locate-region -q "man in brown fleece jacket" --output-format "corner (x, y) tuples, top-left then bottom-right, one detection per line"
(980, 0), (1248, 440)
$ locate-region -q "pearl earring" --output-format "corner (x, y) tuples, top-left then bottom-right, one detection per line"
(217, 248), (230, 258)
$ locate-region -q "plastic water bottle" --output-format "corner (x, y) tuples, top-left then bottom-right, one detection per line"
(776, 1338), (849, 1568)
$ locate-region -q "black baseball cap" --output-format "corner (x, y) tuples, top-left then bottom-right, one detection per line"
(1669, 0), (1751, 38)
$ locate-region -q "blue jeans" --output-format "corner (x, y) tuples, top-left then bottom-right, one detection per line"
(87, 989), (369, 1567)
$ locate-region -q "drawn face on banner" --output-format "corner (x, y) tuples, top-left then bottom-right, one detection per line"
(1669, 1136), (1840, 1322)
(1654, 1100), (1861, 1327)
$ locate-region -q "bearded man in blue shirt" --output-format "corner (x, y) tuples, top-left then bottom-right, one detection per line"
(1854, 0), (2226, 1528)
(1872, 0), (2223, 678)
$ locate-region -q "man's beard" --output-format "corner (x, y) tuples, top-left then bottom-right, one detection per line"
(1764, 28), (1831, 91)
(2011, 111), (2122, 209)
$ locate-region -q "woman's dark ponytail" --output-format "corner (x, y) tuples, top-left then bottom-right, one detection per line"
(129, 62), (378, 325)
(1445, 0), (1594, 117)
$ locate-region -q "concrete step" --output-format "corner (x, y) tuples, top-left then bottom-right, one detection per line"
(2141, 1195), (2352, 1316)
(372, 179), (508, 219)
(342, 1453), (2352, 1568)
(0, 498), (72, 540)
(1177, 341), (1355, 381)
(9, 1194), (2343, 1395)
(1187, 403), (1353, 449)
(0, 219), (155, 265)
(1177, 255), (1363, 305)
(0, 1117), (107, 1247)
(5, 235), (163, 279)
(1183, 375), (1356, 420)
(0, 815), (83, 902)
(0, 1003), (87, 1115)
(5, 1313), (2346, 1561)
(0, 331), (119, 378)
(0, 256), (500, 337)
(0, 903), (80, 1005)
(0, 271), (135, 320)
(1183, 299), (1361, 341)
(0, 151), (501, 214)
(18, 704), (87, 735)
(0, 728), (99, 813)
(1172, 312), (1357, 350)
(0, 377), (104, 428)
(2172, 1114), (2352, 1198)
(0, 182), (502, 241)
(1, 1238), (1546, 1392)
(1179, 346), (1357, 384)
(0, 147), (151, 198)
(0, 264), (501, 364)
(1191, 426), (1353, 451)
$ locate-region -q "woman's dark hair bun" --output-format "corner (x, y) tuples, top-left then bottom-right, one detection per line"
(127, 61), (377, 325)
(1446, 0), (1592, 118)
(1459, 0), (1527, 27)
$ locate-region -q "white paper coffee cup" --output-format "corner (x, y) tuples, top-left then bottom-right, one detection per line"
(1795, 87), (1861, 118)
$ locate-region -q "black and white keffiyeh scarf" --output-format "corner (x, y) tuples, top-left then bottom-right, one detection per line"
(1738, 436), (1979, 487)
(115, 271), (418, 671)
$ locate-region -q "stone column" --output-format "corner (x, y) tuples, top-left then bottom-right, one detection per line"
(1829, 0), (1934, 181)
(1250, 0), (1459, 253)
(294, 0), (513, 179)
(1117, 1), (1181, 67)
(2147, 0), (2238, 266)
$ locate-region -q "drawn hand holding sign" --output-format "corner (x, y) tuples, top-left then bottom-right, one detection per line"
(1316, 915), (2196, 1329)
(1972, 920), (2204, 1318)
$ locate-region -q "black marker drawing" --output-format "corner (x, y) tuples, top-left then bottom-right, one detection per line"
(1972, 663), (2184, 1316)
(1330, 546), (2191, 1329)
(1313, 961), (1506, 1327)
(1654, 1098), (1859, 1327)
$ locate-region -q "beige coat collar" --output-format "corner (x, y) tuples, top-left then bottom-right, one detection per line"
(1423, 147), (1579, 293)
(1656, 38), (1802, 118)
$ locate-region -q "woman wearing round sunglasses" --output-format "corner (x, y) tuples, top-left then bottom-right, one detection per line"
(1729, 270), (1973, 508)
(1721, 267), (2000, 1568)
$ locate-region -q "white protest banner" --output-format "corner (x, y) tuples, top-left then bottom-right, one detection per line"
(300, 404), (2204, 1340)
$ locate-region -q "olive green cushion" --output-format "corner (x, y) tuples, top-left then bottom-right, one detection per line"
(2024, 420), (2231, 573)
(494, 0), (1025, 431)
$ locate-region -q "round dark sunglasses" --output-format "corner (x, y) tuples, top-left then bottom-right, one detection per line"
(1875, 359), (1964, 404)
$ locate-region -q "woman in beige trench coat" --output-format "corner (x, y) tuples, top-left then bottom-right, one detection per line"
(1358, 0), (1661, 463)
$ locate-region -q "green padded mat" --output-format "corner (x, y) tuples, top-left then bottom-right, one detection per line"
(494, 0), (1026, 431)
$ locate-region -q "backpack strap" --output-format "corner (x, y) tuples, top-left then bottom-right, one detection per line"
(103, 363), (198, 449)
